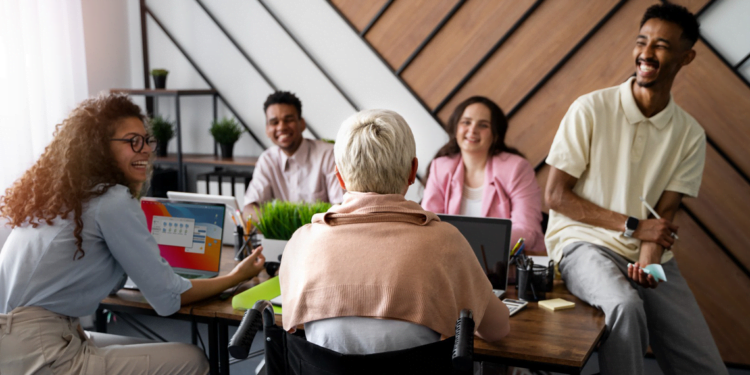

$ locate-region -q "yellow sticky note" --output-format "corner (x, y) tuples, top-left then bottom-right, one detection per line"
(539, 298), (575, 312)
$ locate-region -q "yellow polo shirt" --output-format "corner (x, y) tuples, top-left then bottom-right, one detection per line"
(545, 77), (706, 264)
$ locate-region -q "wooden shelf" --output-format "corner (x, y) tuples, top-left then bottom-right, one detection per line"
(110, 88), (217, 96)
(154, 153), (258, 167)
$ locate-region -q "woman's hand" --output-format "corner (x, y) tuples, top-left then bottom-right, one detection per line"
(230, 245), (266, 281)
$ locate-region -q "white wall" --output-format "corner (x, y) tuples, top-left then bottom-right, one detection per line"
(699, 0), (750, 79)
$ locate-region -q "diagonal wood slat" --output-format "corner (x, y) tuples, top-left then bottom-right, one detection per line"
(672, 211), (750, 365)
(436, 0), (617, 124)
(365, 0), (457, 71)
(400, 0), (536, 109)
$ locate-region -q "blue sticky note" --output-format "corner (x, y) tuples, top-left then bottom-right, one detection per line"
(642, 264), (667, 282)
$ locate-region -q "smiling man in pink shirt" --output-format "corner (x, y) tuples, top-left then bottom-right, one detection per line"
(243, 91), (344, 217)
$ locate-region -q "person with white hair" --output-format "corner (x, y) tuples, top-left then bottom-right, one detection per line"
(279, 109), (510, 355)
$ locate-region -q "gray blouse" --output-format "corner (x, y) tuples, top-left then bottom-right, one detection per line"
(0, 185), (191, 317)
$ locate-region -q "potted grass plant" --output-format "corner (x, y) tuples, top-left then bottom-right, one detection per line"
(209, 117), (244, 158)
(252, 200), (332, 261)
(150, 116), (174, 157)
(151, 69), (169, 89)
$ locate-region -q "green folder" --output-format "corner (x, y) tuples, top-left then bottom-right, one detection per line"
(232, 276), (282, 314)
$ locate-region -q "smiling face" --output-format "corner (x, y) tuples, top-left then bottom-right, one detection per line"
(265, 103), (306, 156)
(456, 102), (494, 156)
(110, 117), (152, 191)
(633, 18), (694, 89)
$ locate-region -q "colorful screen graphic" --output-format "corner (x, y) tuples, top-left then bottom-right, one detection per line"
(141, 199), (225, 272)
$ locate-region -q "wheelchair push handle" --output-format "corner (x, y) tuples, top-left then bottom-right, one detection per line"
(452, 309), (474, 372)
(228, 300), (273, 359)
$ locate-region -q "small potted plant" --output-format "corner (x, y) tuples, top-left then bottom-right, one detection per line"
(209, 117), (244, 158)
(150, 116), (174, 157)
(151, 69), (169, 89)
(252, 200), (332, 261)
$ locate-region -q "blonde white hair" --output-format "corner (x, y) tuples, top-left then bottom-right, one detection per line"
(334, 109), (416, 194)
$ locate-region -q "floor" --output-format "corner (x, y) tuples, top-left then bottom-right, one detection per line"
(99, 313), (749, 375)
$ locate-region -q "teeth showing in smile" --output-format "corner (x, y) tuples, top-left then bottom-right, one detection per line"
(132, 161), (149, 168)
(639, 63), (655, 72)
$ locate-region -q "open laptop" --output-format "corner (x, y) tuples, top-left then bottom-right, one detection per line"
(437, 214), (512, 299)
(124, 198), (226, 289)
(167, 191), (243, 245)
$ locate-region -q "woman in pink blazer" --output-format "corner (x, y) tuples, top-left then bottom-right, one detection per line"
(422, 96), (546, 254)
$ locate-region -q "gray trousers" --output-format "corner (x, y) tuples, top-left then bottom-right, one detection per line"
(559, 242), (727, 375)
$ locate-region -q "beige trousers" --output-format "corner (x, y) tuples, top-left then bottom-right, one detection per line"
(0, 306), (209, 375)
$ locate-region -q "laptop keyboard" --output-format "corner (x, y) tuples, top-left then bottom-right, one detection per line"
(178, 273), (203, 279)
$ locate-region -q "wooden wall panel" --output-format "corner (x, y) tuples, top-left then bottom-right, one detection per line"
(330, 0), (388, 32)
(672, 211), (750, 365)
(365, 0), (457, 70)
(504, 0), (650, 168)
(436, 0), (617, 124)
(400, 0), (536, 109)
(684, 145), (750, 271)
(673, 41), (750, 178)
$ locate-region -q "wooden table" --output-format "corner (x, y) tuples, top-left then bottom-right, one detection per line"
(99, 247), (605, 375)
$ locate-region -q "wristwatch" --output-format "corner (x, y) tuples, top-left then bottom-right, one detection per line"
(624, 216), (639, 238)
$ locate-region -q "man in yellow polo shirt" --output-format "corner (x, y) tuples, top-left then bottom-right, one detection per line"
(544, 4), (725, 375)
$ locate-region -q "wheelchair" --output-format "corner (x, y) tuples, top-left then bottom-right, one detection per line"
(229, 300), (475, 375)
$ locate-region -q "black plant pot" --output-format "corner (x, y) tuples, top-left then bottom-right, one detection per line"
(156, 140), (169, 157)
(220, 143), (234, 159)
(152, 75), (167, 89)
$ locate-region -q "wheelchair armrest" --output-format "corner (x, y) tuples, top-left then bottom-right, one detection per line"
(228, 300), (274, 359)
(452, 309), (475, 372)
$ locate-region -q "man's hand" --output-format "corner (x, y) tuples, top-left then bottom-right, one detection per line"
(627, 242), (663, 288)
(632, 218), (678, 249)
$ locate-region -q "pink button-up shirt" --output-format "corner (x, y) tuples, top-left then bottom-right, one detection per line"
(422, 152), (546, 254)
(244, 139), (344, 208)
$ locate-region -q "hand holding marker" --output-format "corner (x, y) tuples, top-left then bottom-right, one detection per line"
(639, 196), (678, 239)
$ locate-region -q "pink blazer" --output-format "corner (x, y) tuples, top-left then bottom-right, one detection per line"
(422, 153), (546, 254)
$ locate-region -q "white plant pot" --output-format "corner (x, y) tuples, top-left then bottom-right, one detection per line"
(260, 235), (288, 263)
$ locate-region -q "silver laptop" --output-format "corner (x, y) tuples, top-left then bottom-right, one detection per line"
(124, 198), (226, 289)
(167, 191), (243, 245)
(437, 214), (512, 299)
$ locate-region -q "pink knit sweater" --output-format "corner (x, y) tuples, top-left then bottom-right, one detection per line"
(279, 192), (494, 337)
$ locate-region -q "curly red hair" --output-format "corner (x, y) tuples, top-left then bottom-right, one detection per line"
(0, 93), (148, 260)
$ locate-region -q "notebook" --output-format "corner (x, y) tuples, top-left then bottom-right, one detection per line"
(437, 214), (512, 299)
(124, 198), (226, 289)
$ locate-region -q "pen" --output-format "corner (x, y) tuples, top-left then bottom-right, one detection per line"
(511, 238), (524, 256)
(639, 196), (679, 240)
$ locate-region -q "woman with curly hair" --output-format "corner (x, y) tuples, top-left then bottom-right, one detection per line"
(0, 94), (265, 375)
(421, 96), (545, 254)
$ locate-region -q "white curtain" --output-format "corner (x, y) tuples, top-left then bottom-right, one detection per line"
(0, 0), (89, 193)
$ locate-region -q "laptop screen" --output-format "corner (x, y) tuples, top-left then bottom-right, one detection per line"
(140, 198), (225, 272)
(437, 215), (512, 290)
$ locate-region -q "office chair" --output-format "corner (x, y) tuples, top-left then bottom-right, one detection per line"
(229, 301), (475, 375)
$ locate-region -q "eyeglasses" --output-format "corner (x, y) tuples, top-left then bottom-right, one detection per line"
(110, 134), (158, 153)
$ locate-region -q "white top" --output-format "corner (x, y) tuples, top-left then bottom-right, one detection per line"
(459, 185), (484, 217)
(305, 316), (440, 355)
(0, 185), (192, 317)
(243, 139), (344, 208)
(545, 77), (706, 264)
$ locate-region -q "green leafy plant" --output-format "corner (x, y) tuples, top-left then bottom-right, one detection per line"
(150, 116), (174, 142)
(321, 138), (335, 144)
(150, 69), (169, 77)
(209, 117), (244, 145)
(253, 200), (332, 240)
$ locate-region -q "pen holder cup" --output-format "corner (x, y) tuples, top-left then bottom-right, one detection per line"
(516, 262), (553, 302)
(234, 229), (260, 261)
